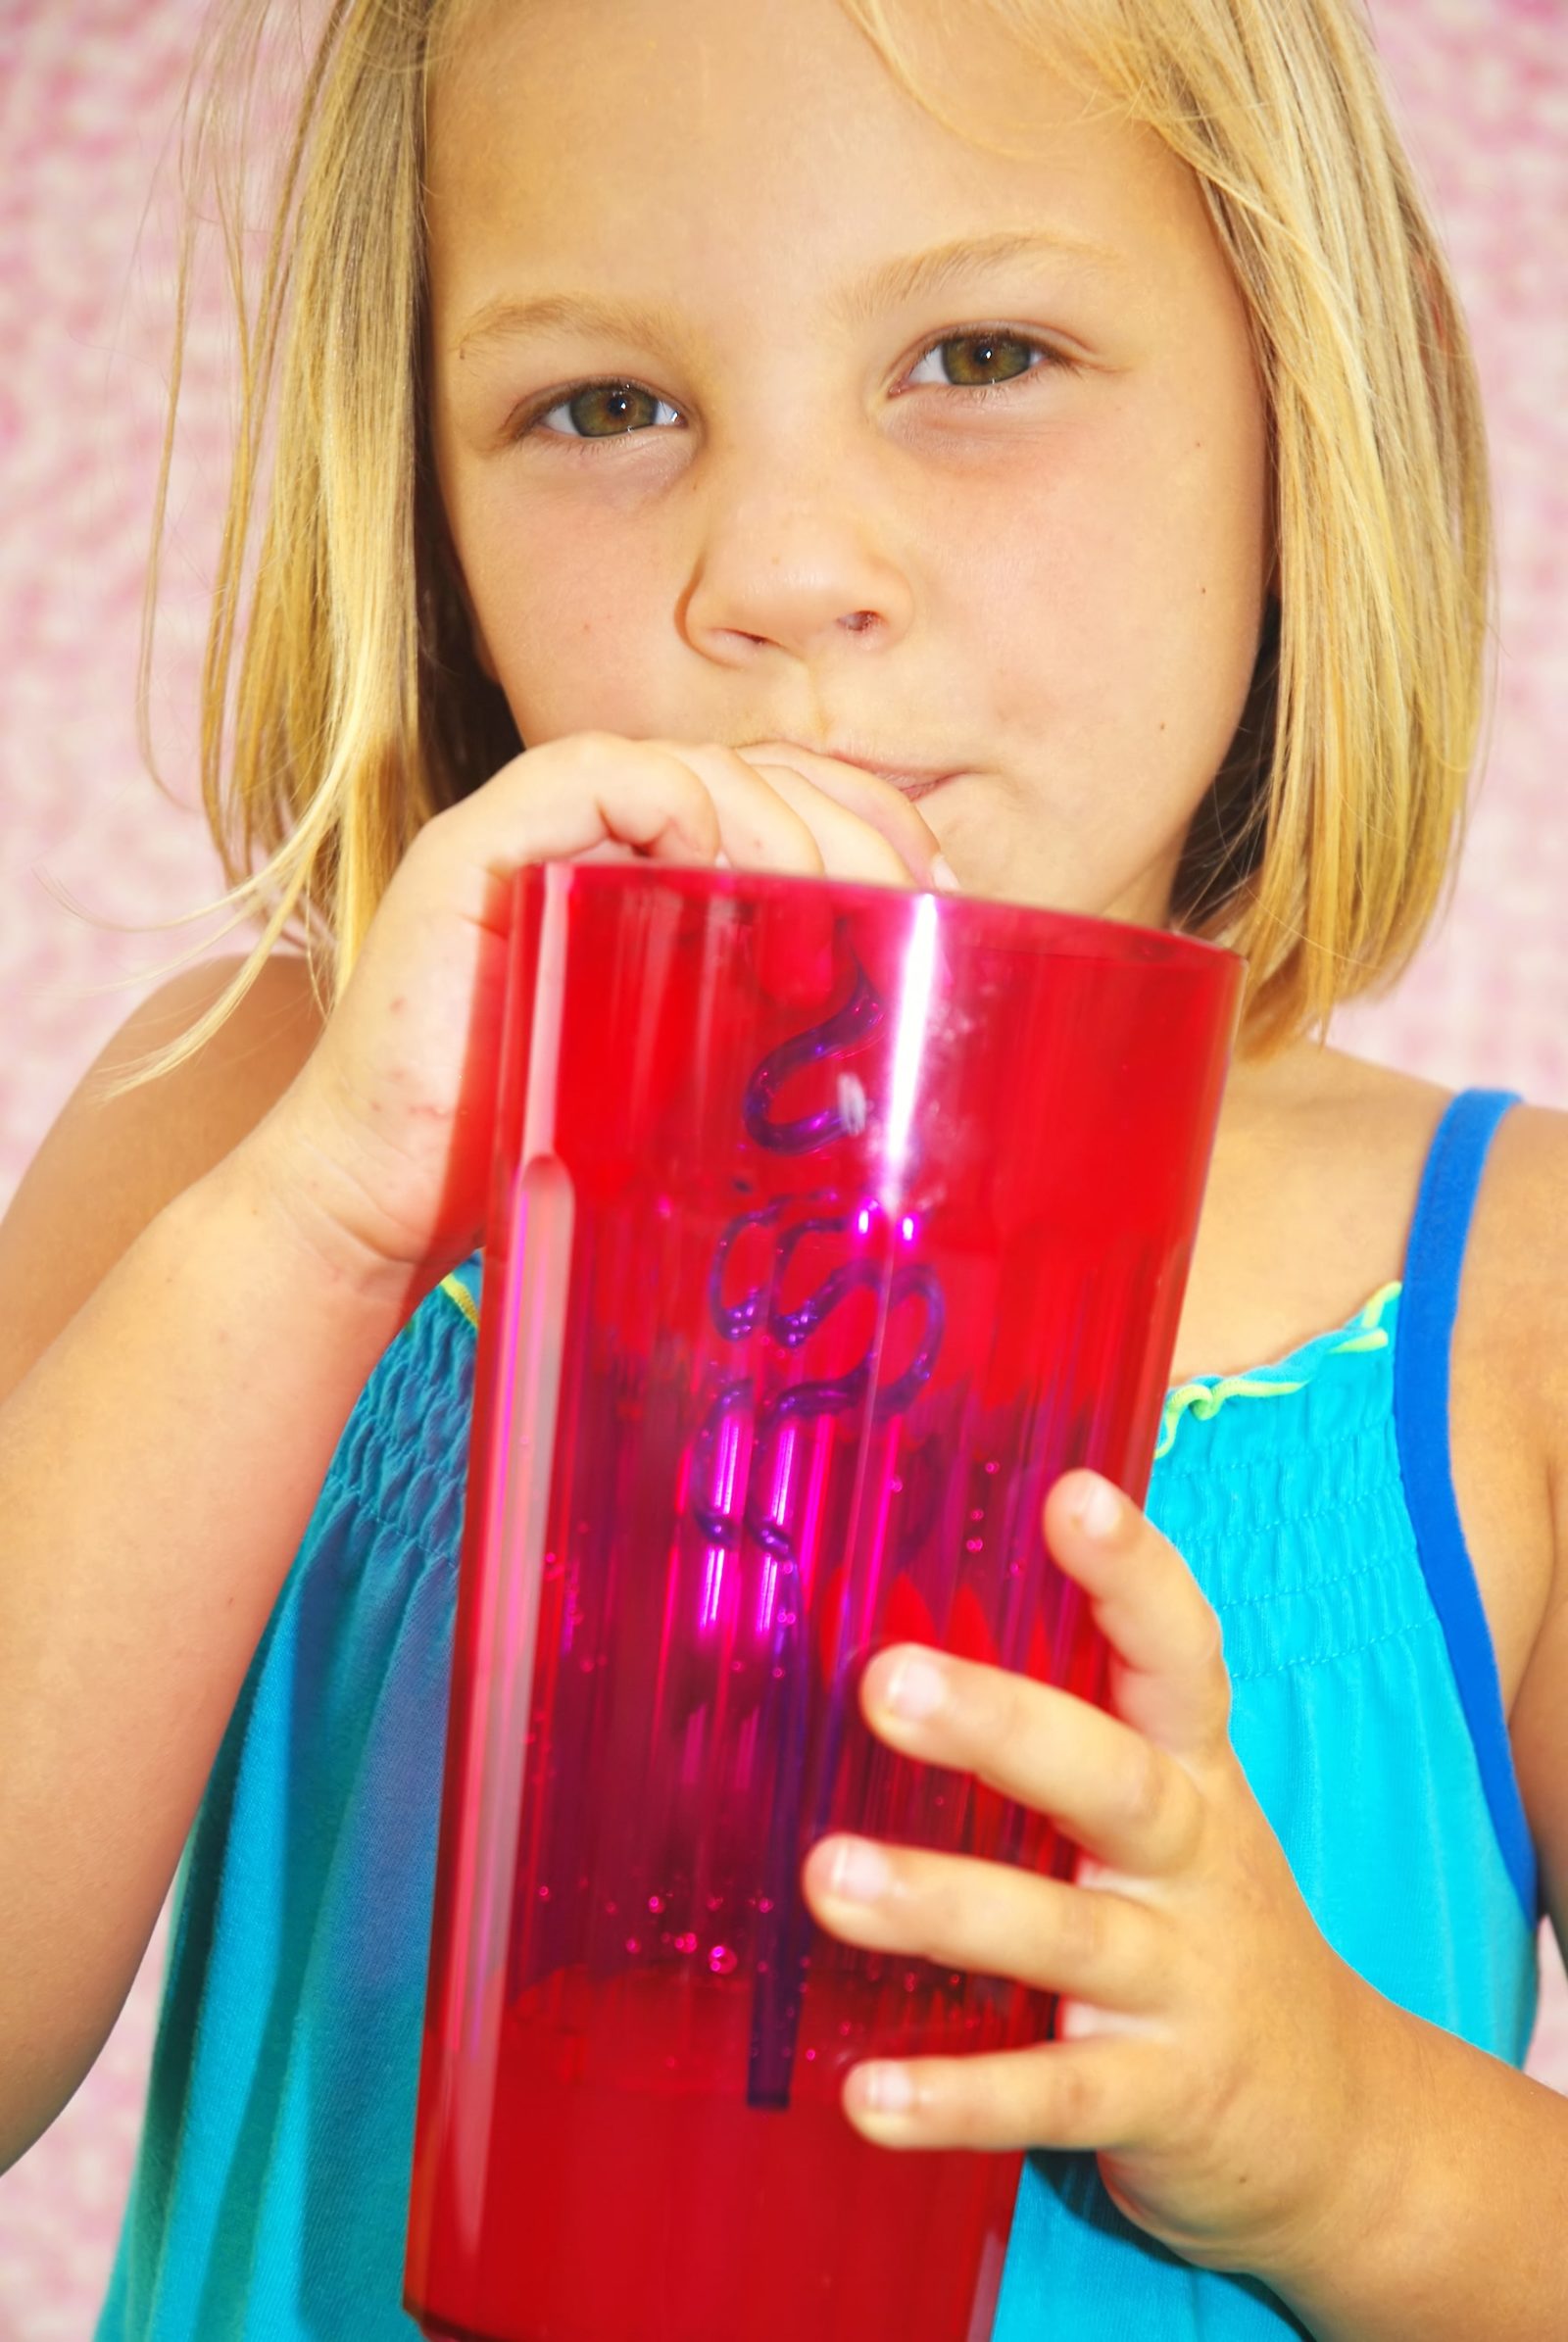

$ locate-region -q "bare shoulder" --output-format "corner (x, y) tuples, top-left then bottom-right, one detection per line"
(1468, 1095), (1568, 1556)
(1196, 1043), (1567, 1927)
(1466, 1090), (1568, 1301)
(1348, 1072), (1568, 1909)
(0, 951), (327, 1410)
(1306, 1061), (1568, 1664)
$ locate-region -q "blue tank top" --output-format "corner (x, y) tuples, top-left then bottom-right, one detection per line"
(94, 1088), (1540, 2339)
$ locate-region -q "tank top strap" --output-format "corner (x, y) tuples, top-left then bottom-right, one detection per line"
(1393, 1086), (1538, 1922)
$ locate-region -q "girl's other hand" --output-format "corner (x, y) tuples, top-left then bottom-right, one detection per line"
(802, 1473), (1402, 2293)
(251, 732), (948, 1301)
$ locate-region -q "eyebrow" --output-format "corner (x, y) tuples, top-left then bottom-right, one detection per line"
(452, 226), (1118, 363)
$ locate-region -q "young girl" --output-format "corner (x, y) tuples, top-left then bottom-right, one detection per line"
(1, 0), (1564, 2333)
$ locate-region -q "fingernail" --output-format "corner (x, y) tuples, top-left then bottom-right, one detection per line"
(827, 1837), (893, 1902)
(713, 849), (733, 870)
(1072, 1474), (1121, 1539)
(885, 1651), (946, 1719)
(860, 2061), (916, 2113)
(930, 854), (962, 895)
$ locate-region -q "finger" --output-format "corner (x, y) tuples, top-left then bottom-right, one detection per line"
(1044, 1471), (1233, 1760)
(840, 2035), (1159, 2155)
(741, 740), (950, 885)
(612, 741), (916, 890)
(748, 763), (921, 889)
(857, 1645), (1203, 1877)
(664, 741), (914, 888)
(801, 1833), (1170, 2010)
(431, 735), (729, 911)
(644, 743), (832, 879)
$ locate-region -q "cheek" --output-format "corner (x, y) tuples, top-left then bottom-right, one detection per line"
(462, 487), (672, 735)
(984, 399), (1267, 770)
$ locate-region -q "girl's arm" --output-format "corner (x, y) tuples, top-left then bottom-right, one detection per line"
(1275, 1106), (1568, 2336)
(0, 729), (949, 2175)
(0, 986), (413, 2171)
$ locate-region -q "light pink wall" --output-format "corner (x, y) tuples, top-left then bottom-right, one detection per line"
(1, 0), (1564, 2332)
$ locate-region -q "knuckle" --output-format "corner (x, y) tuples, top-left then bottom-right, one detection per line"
(914, 1866), (967, 1963)
(1170, 1774), (1206, 1866)
(960, 2086), (1006, 2150)
(983, 1666), (1037, 1765)
(1049, 2046), (1103, 2140)
(1053, 1879), (1108, 1976)
(937, 2063), (1001, 2149)
(1119, 1738), (1173, 1838)
(904, 2067), (956, 2138)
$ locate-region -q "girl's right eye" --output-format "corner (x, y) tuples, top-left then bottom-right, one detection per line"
(515, 381), (681, 444)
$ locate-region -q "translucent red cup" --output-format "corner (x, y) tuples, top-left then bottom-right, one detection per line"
(405, 861), (1242, 2342)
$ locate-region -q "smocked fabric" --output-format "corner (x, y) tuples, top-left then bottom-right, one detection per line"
(95, 1098), (1540, 2340)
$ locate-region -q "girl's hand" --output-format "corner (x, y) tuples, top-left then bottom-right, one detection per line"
(802, 1469), (1389, 2286)
(252, 733), (947, 1296)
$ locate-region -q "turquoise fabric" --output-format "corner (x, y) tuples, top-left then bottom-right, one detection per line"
(95, 1170), (1539, 2338)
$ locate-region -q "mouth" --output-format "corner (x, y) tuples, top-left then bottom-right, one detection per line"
(889, 771), (959, 803)
(750, 739), (965, 800)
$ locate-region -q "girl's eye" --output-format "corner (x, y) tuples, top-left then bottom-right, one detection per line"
(526, 381), (681, 442)
(510, 328), (1073, 447)
(904, 329), (1068, 396)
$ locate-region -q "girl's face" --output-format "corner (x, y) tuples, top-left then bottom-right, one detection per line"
(425, 0), (1272, 921)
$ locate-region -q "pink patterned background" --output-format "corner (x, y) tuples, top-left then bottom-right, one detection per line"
(1, 0), (1564, 2330)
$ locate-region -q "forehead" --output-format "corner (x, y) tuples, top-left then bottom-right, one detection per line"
(423, 0), (1202, 322)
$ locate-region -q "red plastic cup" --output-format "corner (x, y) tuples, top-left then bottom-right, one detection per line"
(405, 861), (1242, 2342)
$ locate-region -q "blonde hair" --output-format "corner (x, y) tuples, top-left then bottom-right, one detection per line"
(108, 0), (1492, 1094)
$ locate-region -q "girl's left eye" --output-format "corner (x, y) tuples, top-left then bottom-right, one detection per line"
(510, 329), (1075, 447)
(904, 328), (1071, 396)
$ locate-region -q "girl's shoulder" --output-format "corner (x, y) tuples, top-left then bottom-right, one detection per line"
(1454, 1088), (1568, 1940)
(1191, 1045), (1567, 1691)
(1195, 1040), (1568, 1385)
(0, 951), (324, 1411)
(1443, 1077), (1568, 1710)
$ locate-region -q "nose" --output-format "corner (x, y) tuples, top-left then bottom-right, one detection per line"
(678, 445), (915, 667)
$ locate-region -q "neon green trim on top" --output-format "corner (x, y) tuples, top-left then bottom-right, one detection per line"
(434, 1267), (1403, 1464)
(438, 1273), (479, 1331)
(1154, 1279), (1401, 1461)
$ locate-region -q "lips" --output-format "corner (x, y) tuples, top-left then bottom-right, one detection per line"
(887, 771), (958, 802)
(748, 738), (964, 797)
(818, 757), (963, 804)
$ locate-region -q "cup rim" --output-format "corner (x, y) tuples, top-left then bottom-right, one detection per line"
(515, 856), (1244, 976)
